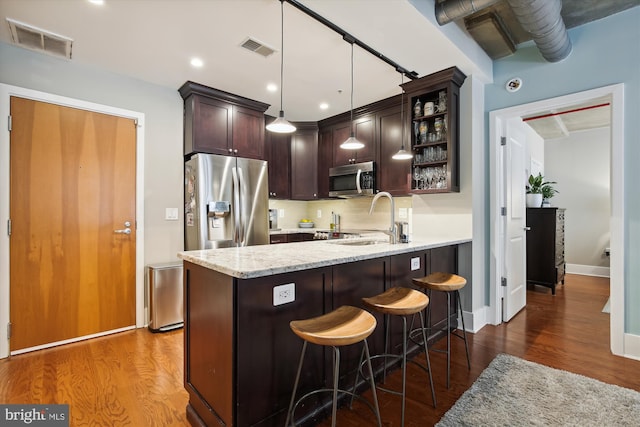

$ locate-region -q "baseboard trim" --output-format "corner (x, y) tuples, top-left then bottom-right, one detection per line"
(10, 326), (135, 356)
(459, 306), (489, 334)
(566, 263), (610, 278)
(624, 333), (640, 361)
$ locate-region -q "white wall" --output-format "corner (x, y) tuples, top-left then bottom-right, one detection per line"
(545, 127), (611, 271)
(0, 42), (185, 266)
(525, 124), (545, 177)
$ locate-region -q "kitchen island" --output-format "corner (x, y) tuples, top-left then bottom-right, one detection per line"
(178, 236), (471, 427)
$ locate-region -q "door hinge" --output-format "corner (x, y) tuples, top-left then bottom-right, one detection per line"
(7, 115), (12, 132)
(7, 219), (11, 236)
(501, 207), (506, 216)
(501, 277), (507, 287)
(7, 322), (11, 339)
(500, 136), (506, 146)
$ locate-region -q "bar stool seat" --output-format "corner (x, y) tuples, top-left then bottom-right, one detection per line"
(360, 287), (436, 427)
(412, 272), (470, 389)
(286, 306), (382, 427)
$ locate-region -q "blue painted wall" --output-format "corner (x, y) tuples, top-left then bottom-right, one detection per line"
(485, 8), (640, 334)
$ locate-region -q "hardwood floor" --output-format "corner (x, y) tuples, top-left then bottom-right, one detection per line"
(1, 274), (638, 426)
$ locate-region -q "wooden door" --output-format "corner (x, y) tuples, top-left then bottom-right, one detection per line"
(232, 105), (265, 160)
(9, 97), (137, 352)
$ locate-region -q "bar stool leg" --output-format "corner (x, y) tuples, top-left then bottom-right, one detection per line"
(331, 347), (340, 427)
(446, 291), (451, 388)
(285, 341), (308, 427)
(363, 339), (383, 427)
(418, 311), (437, 407)
(401, 316), (407, 427)
(456, 290), (471, 369)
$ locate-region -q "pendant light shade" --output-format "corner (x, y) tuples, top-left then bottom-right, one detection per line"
(392, 73), (413, 160)
(267, 110), (296, 133)
(340, 43), (364, 150)
(267, 1), (295, 134)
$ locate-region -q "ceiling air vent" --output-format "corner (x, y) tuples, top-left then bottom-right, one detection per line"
(6, 18), (73, 59)
(240, 37), (276, 57)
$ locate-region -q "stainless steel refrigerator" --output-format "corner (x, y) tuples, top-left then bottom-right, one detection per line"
(185, 153), (269, 250)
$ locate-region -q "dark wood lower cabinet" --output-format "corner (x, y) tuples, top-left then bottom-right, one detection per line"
(183, 244), (461, 427)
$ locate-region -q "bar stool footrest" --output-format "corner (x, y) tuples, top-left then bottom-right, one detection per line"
(289, 387), (379, 427)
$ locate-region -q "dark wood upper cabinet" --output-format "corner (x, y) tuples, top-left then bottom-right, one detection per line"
(291, 123), (319, 200)
(331, 116), (375, 167)
(179, 81), (269, 159)
(376, 104), (412, 195)
(264, 124), (291, 199)
(317, 128), (333, 198)
(402, 67), (466, 193)
(330, 122), (353, 167)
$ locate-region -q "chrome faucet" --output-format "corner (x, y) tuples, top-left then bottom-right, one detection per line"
(368, 191), (396, 244)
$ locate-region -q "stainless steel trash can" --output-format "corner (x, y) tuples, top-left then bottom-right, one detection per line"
(147, 262), (183, 332)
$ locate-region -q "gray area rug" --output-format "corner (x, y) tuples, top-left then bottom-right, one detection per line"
(436, 353), (640, 426)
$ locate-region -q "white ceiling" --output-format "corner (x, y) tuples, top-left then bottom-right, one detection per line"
(0, 0), (489, 122)
(523, 96), (611, 140)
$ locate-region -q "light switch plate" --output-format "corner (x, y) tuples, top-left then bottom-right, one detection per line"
(317, 209), (322, 218)
(279, 209), (285, 218)
(165, 208), (179, 220)
(273, 283), (295, 306)
(411, 257), (420, 271)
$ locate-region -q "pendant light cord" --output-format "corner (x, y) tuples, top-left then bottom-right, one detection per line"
(350, 42), (354, 133)
(400, 73), (404, 148)
(279, 0), (284, 112)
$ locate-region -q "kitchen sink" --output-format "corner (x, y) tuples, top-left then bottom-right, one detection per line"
(331, 239), (387, 246)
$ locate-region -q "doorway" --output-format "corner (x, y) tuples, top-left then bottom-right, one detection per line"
(0, 84), (146, 358)
(489, 84), (625, 356)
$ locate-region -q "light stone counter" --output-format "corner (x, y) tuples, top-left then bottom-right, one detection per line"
(178, 235), (471, 279)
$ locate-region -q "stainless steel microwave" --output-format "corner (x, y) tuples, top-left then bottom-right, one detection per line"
(329, 161), (375, 197)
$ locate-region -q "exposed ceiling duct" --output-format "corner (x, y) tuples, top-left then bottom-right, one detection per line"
(435, 0), (573, 62)
(435, 0), (502, 25)
(506, 0), (572, 62)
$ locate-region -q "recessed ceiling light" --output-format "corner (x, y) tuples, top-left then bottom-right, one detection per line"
(319, 103), (329, 110)
(267, 83), (278, 92)
(88, 0), (105, 5)
(190, 57), (203, 68)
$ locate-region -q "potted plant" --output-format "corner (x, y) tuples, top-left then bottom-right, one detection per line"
(526, 173), (556, 207)
(541, 182), (559, 207)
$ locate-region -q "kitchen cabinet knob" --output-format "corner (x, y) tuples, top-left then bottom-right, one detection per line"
(524, 226), (531, 231)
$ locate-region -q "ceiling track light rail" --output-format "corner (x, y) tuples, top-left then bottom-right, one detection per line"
(284, 0), (418, 80)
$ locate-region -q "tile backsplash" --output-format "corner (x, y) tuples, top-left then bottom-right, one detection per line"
(268, 197), (412, 232)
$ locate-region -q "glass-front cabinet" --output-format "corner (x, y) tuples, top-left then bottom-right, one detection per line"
(401, 67), (466, 193)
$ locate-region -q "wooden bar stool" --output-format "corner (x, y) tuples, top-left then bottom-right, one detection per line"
(360, 287), (436, 427)
(285, 305), (382, 427)
(412, 272), (470, 388)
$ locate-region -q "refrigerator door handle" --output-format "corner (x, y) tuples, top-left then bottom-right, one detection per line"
(232, 167), (241, 245)
(236, 167), (247, 246)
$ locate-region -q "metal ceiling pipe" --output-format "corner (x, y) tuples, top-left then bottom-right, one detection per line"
(506, 0), (572, 62)
(435, 0), (502, 25)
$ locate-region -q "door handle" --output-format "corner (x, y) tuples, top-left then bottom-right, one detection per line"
(524, 226), (531, 231)
(114, 228), (132, 235)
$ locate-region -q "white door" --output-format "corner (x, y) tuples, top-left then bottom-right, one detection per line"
(503, 118), (527, 321)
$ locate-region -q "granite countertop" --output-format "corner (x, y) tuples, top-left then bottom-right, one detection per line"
(178, 235), (472, 279)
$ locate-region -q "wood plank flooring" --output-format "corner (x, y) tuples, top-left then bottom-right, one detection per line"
(1, 274), (638, 426)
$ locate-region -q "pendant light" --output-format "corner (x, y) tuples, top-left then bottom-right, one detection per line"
(392, 72), (413, 160)
(340, 42), (365, 150)
(266, 0), (296, 134)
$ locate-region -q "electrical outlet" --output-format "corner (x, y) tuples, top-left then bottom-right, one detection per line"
(317, 209), (322, 218)
(279, 209), (285, 218)
(273, 283), (295, 306)
(398, 208), (408, 219)
(411, 257), (420, 271)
